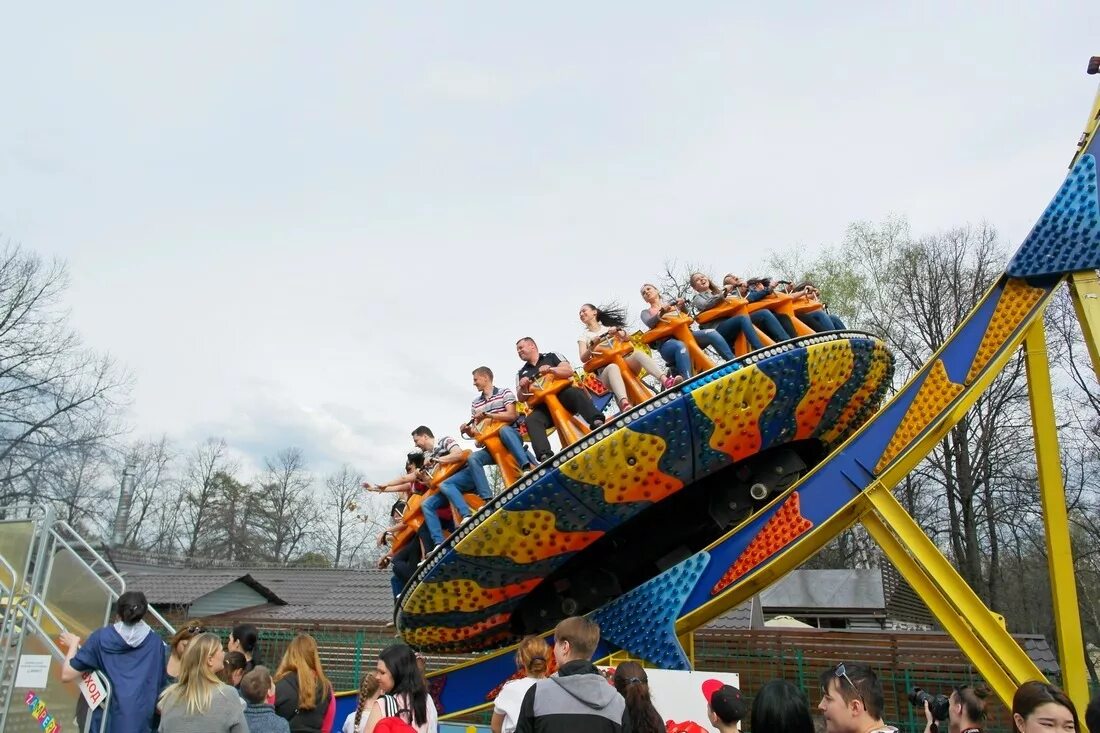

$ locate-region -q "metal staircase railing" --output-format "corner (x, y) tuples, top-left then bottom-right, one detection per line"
(0, 506), (174, 733)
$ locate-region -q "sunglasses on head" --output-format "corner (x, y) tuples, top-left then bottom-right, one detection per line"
(834, 663), (865, 706)
(186, 625), (205, 634)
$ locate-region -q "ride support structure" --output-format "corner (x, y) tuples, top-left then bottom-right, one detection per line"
(396, 62), (1100, 727)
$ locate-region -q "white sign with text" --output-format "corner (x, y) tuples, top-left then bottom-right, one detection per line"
(14, 654), (51, 688)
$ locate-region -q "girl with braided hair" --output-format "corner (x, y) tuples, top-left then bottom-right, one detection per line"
(342, 672), (382, 733)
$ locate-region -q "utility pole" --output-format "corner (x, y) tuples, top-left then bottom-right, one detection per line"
(110, 460), (137, 548)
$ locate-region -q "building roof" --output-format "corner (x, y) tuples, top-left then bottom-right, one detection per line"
(761, 569), (885, 611)
(124, 572), (286, 606)
(1021, 635), (1060, 673)
(116, 560), (394, 625)
(242, 570), (395, 624)
(115, 561), (886, 627)
(700, 600), (755, 630)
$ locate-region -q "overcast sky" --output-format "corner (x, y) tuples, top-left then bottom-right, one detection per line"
(2, 3), (1098, 482)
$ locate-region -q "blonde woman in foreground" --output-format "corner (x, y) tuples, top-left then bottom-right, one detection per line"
(157, 632), (248, 733)
(491, 636), (551, 733)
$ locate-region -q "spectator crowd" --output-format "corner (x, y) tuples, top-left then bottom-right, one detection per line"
(56, 591), (1099, 733)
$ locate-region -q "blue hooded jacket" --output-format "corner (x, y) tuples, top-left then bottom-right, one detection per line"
(70, 622), (168, 733)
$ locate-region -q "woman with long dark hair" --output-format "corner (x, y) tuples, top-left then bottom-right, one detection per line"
(613, 662), (664, 733)
(364, 643), (438, 733)
(749, 679), (814, 733)
(228, 623), (261, 671)
(578, 303), (681, 411)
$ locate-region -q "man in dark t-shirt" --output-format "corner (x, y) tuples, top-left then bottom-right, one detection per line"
(515, 337), (604, 463)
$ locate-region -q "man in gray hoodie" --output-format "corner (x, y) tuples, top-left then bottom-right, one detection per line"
(514, 617), (631, 733)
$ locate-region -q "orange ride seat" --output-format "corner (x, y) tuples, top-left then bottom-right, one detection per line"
(640, 311), (715, 374)
(583, 333), (654, 406)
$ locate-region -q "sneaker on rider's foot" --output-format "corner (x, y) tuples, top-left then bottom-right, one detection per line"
(662, 375), (684, 390)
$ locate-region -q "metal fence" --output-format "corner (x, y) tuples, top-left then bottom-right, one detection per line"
(198, 625), (479, 691)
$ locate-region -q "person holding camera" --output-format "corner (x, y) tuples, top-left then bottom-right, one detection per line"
(919, 685), (989, 733)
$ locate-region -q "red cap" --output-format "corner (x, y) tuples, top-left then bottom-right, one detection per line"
(702, 679), (746, 724)
(701, 679), (724, 703)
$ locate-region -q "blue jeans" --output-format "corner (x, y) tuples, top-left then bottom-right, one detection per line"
(692, 327), (734, 361)
(442, 450), (497, 503)
(750, 309), (790, 342)
(799, 309), (835, 333)
(658, 331), (732, 378)
(495, 424), (536, 469)
(706, 316), (764, 352)
(422, 482), (472, 544)
(659, 339), (692, 379)
(829, 313), (846, 329)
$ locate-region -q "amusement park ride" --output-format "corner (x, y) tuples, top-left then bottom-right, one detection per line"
(393, 58), (1100, 722)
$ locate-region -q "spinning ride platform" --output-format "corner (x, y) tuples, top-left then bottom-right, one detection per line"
(397, 332), (894, 651)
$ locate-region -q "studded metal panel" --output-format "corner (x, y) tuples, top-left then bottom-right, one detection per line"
(1007, 154), (1100, 277)
(593, 552), (710, 670)
(796, 339), (855, 439)
(965, 278), (1046, 384)
(711, 492), (813, 595)
(874, 360), (964, 474)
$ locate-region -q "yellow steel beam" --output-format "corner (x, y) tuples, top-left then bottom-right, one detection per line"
(1023, 321), (1090, 716)
(1070, 73), (1100, 169)
(861, 482), (1045, 692)
(859, 507), (1022, 704)
(1069, 271), (1100, 382)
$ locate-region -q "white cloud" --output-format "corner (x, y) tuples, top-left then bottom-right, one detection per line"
(2, 1), (1098, 488)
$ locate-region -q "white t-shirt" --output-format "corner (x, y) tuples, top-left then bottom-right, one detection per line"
(341, 710), (366, 733)
(578, 325), (613, 355)
(370, 693), (439, 733)
(493, 677), (539, 733)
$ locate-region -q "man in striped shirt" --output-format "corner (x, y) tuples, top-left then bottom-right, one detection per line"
(453, 366), (537, 497)
(412, 425), (474, 552)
